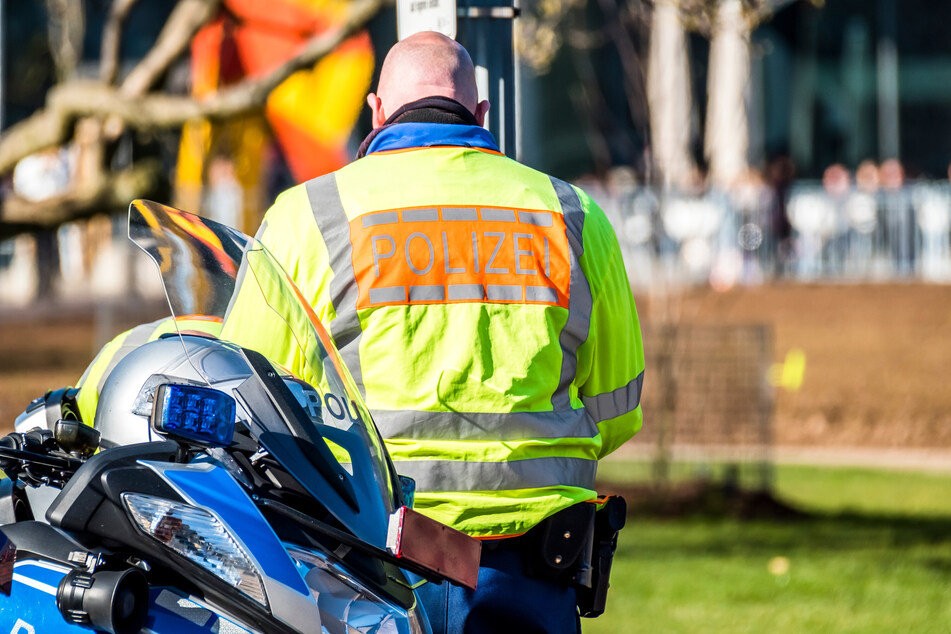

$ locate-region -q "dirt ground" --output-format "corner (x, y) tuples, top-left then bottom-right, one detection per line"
(639, 283), (951, 448)
(1, 283), (950, 448)
(0, 300), (167, 430)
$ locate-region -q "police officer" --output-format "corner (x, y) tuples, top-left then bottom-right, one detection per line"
(236, 31), (645, 633)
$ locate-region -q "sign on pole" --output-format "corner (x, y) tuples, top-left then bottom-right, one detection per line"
(397, 0), (457, 40)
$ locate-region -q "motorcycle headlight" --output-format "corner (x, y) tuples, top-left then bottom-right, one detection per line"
(122, 493), (268, 608)
(286, 545), (427, 634)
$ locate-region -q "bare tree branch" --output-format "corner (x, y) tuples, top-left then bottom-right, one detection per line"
(1, 161), (162, 233)
(0, 110), (73, 176)
(0, 0), (386, 176)
(101, 0), (141, 85)
(45, 0), (85, 81)
(596, 0), (650, 136)
(120, 0), (222, 97)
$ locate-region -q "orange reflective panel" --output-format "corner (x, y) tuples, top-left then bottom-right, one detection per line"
(349, 206), (571, 309)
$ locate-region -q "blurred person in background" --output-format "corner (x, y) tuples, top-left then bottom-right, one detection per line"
(765, 155), (796, 276)
(730, 167), (771, 284)
(822, 163), (851, 274)
(844, 159), (882, 273)
(855, 160), (880, 194)
(879, 158), (915, 276)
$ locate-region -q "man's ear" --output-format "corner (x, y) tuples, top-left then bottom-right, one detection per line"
(367, 93), (386, 129)
(474, 100), (490, 127)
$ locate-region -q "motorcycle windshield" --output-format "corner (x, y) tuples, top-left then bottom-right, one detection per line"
(128, 200), (398, 548)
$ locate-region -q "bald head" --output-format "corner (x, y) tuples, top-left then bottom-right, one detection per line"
(367, 32), (489, 128)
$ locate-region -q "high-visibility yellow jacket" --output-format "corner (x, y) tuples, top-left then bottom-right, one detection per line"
(232, 122), (645, 537)
(75, 316), (223, 425)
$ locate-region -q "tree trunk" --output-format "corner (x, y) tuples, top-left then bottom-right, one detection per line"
(704, 0), (750, 189)
(647, 0), (695, 189)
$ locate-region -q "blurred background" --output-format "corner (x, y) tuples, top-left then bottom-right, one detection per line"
(1, 0), (950, 631)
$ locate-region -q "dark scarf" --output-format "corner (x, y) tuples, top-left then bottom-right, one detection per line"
(356, 96), (478, 159)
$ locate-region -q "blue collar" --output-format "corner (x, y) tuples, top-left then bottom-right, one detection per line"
(364, 123), (501, 156)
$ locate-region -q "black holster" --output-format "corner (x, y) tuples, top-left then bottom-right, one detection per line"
(521, 495), (627, 618)
(575, 496), (626, 618)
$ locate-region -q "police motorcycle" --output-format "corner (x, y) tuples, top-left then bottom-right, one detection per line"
(0, 200), (480, 634)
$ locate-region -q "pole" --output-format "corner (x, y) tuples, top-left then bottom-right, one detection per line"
(876, 0), (900, 160)
(456, 0), (518, 158)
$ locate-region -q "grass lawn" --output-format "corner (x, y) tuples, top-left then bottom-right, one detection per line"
(587, 462), (951, 633)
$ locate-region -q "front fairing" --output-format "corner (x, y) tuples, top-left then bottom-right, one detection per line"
(127, 200), (399, 550)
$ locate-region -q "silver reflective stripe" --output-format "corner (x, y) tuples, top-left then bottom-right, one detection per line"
(362, 211), (398, 227)
(481, 208), (516, 222)
(518, 211), (553, 227)
(394, 456), (597, 493)
(550, 177), (592, 410)
(448, 284), (484, 300)
(525, 286), (558, 303)
(581, 371), (644, 423)
(373, 407), (597, 441)
(306, 175), (365, 392)
(442, 207), (477, 221)
(96, 320), (164, 393)
(409, 285), (445, 301)
(486, 284), (521, 301)
(254, 219), (269, 241)
(369, 286), (407, 304)
(403, 208), (438, 222)
(222, 233), (256, 323)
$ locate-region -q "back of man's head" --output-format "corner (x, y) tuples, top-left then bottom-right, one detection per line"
(367, 31), (488, 128)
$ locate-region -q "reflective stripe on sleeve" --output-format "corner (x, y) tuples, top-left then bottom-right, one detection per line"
(393, 456), (597, 493)
(549, 177), (592, 411)
(373, 407), (598, 441)
(305, 174), (366, 393)
(581, 371), (644, 423)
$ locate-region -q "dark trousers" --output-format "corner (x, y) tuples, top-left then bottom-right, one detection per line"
(414, 548), (581, 634)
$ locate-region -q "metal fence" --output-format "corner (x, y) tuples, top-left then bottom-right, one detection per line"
(3, 179), (950, 306)
(618, 323), (775, 492)
(586, 180), (951, 290)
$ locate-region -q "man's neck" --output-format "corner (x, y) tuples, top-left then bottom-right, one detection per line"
(357, 96), (478, 158)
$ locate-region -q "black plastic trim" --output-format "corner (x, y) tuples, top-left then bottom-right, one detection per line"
(46, 441), (180, 532)
(0, 522), (89, 568)
(0, 479), (33, 525)
(235, 349), (357, 510)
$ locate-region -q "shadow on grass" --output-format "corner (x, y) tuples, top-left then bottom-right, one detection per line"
(599, 478), (951, 555)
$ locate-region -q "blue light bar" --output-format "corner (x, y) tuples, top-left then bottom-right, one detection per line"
(152, 384), (235, 447)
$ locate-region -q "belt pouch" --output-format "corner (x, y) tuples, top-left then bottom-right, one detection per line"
(523, 502), (595, 584)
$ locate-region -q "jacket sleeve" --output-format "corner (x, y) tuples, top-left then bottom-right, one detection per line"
(573, 187), (645, 459)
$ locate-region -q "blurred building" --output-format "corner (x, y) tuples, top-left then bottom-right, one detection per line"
(756, 0), (951, 178)
(2, 0), (951, 307)
(512, 0), (951, 181)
